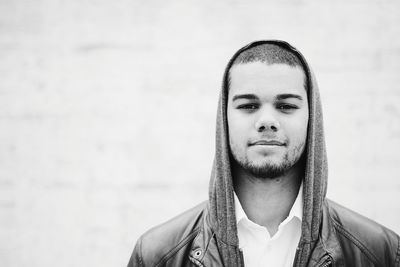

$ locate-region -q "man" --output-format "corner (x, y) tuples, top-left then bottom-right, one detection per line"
(128, 40), (399, 266)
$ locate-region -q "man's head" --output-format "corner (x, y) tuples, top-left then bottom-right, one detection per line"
(227, 44), (309, 179)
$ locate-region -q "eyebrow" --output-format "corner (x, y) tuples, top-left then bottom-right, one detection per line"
(232, 94), (258, 101)
(232, 93), (303, 101)
(276, 94), (303, 101)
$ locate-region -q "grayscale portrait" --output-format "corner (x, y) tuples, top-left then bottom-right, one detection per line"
(1, 1), (399, 267)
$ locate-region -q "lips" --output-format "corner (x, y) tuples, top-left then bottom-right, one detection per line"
(250, 140), (285, 146)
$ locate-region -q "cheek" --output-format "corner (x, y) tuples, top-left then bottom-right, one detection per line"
(227, 115), (248, 145)
(284, 113), (309, 143)
(228, 123), (242, 145)
(227, 110), (239, 132)
(293, 115), (309, 143)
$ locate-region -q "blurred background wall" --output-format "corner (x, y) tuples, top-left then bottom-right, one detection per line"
(0, 0), (399, 266)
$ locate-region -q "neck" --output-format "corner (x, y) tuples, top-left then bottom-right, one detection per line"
(233, 162), (303, 236)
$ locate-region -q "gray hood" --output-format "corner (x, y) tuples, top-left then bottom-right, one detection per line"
(208, 40), (328, 266)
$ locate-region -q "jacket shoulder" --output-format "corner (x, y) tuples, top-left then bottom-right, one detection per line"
(325, 199), (400, 266)
(128, 201), (208, 267)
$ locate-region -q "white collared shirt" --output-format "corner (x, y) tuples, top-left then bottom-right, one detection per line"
(234, 184), (303, 267)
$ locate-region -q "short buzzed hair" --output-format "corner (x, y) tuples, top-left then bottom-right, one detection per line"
(228, 43), (307, 90)
(232, 43), (303, 67)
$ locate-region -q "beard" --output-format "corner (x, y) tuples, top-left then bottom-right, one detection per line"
(230, 142), (306, 179)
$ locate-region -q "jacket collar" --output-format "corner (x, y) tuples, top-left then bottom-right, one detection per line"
(188, 202), (339, 267)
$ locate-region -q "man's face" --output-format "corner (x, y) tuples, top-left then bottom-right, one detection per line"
(227, 62), (309, 178)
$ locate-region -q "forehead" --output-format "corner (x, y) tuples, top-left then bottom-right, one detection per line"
(228, 62), (307, 98)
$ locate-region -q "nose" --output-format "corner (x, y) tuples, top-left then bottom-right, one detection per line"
(255, 108), (280, 133)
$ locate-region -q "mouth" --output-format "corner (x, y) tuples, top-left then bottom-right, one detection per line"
(249, 140), (286, 146)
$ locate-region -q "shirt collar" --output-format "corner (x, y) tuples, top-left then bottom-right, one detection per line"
(287, 183), (303, 222)
(234, 183), (303, 225)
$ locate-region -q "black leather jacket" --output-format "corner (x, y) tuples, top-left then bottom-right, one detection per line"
(128, 199), (399, 267)
(128, 40), (400, 267)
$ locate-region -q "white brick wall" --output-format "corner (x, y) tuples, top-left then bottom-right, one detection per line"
(0, 1), (399, 266)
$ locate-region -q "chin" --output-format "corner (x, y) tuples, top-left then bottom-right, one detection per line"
(249, 155), (283, 167)
(245, 151), (299, 177)
(246, 164), (288, 179)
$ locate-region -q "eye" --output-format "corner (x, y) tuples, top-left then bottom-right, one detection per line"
(237, 103), (259, 110)
(276, 103), (298, 112)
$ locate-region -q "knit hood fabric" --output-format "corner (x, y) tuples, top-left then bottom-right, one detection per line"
(208, 40), (328, 266)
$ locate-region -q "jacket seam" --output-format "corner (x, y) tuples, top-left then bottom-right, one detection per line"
(319, 201), (334, 264)
(318, 231), (333, 264)
(395, 234), (400, 265)
(331, 218), (380, 266)
(154, 227), (201, 267)
(205, 231), (216, 253)
(189, 256), (205, 267)
(192, 227), (214, 262)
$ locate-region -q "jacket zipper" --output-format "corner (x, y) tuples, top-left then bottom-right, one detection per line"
(293, 246), (332, 267)
(189, 256), (204, 267)
(319, 257), (332, 267)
